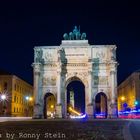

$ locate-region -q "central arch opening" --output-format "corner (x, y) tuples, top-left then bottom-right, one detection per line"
(44, 93), (56, 119)
(66, 78), (85, 115)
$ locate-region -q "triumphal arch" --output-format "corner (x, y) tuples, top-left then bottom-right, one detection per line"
(32, 26), (118, 119)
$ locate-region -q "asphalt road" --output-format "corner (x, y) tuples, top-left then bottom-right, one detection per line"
(0, 118), (128, 140)
(129, 120), (140, 140)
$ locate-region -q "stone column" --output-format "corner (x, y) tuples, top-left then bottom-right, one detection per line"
(56, 71), (62, 118)
(32, 63), (43, 119)
(64, 89), (67, 118)
(57, 71), (61, 104)
(86, 70), (93, 118)
(110, 70), (118, 118)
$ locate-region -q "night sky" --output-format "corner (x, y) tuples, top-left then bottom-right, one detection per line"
(0, 0), (140, 85)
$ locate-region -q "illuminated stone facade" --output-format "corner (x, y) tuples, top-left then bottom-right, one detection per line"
(118, 71), (140, 111)
(32, 39), (118, 119)
(0, 72), (33, 117)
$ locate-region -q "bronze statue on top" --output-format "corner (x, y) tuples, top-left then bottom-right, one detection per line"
(63, 26), (86, 40)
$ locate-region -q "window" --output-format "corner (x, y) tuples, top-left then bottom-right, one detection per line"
(17, 85), (19, 92)
(14, 96), (16, 102)
(14, 84), (16, 91)
(4, 82), (8, 90)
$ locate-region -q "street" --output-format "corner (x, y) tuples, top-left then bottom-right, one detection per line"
(129, 120), (140, 140)
(0, 117), (128, 140)
(0, 118), (140, 140)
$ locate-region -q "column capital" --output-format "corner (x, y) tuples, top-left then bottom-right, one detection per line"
(88, 70), (93, 75)
(110, 70), (116, 75)
(57, 71), (62, 75)
(32, 62), (42, 68)
(34, 71), (40, 75)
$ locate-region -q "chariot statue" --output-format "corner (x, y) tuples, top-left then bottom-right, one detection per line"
(63, 26), (87, 40)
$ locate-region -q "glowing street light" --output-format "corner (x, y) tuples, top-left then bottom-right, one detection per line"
(0, 92), (8, 116)
(25, 96), (33, 102)
(25, 96), (29, 100)
(120, 96), (125, 111)
(121, 96), (125, 101)
(134, 101), (138, 106)
(1, 94), (6, 100)
(29, 97), (33, 101)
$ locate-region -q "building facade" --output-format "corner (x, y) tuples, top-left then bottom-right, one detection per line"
(118, 71), (140, 111)
(0, 71), (33, 117)
(32, 27), (118, 119)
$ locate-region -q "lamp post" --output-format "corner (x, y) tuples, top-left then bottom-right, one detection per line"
(25, 96), (33, 116)
(0, 94), (7, 116)
(134, 101), (138, 110)
(120, 96), (125, 111)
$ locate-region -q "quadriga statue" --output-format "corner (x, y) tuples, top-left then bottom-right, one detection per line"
(69, 32), (74, 40)
(75, 32), (81, 40)
(81, 33), (86, 40)
(63, 33), (69, 40)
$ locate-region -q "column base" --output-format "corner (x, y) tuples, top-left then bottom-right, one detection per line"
(32, 114), (44, 119)
(56, 104), (62, 118)
(109, 103), (118, 119)
(86, 104), (93, 118)
(32, 103), (43, 119)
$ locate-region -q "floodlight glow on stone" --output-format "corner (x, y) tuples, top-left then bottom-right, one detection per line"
(51, 105), (54, 109)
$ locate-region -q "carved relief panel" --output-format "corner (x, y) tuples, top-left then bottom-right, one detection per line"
(42, 76), (57, 86)
(94, 76), (108, 85)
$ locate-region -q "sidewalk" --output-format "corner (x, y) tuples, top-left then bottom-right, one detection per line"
(0, 117), (32, 122)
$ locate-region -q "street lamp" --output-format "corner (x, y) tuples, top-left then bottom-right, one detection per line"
(134, 101), (138, 106)
(25, 96), (33, 101)
(29, 97), (33, 101)
(25, 96), (29, 101)
(120, 96), (125, 111)
(121, 96), (125, 101)
(1, 94), (6, 100)
(25, 96), (33, 117)
(0, 93), (7, 116)
(134, 101), (139, 110)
